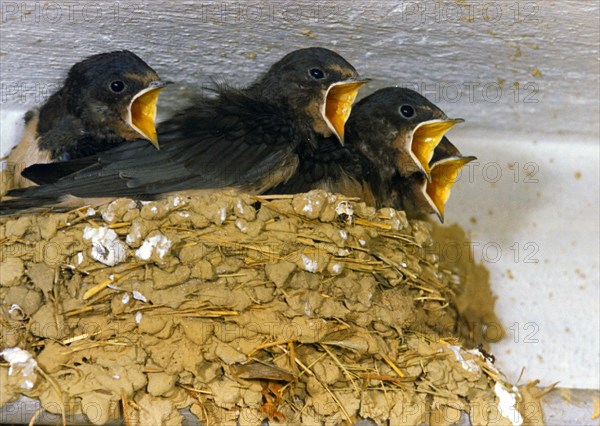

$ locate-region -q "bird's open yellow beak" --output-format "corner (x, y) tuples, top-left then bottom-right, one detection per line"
(411, 119), (464, 181)
(323, 79), (369, 145)
(423, 155), (476, 222)
(128, 80), (170, 149)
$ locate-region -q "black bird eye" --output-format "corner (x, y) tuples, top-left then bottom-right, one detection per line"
(110, 80), (125, 93)
(399, 104), (415, 118)
(309, 68), (325, 80)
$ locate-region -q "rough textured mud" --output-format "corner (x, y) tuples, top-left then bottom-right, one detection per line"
(0, 190), (542, 425)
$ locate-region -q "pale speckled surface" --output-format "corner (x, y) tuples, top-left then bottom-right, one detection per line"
(1, 1), (599, 140)
(446, 129), (599, 391)
(1, 0), (599, 393)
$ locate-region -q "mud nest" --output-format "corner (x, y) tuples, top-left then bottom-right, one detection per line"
(0, 190), (543, 425)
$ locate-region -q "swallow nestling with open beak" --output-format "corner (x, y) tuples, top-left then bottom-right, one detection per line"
(0, 47), (367, 215)
(267, 87), (474, 222)
(348, 87), (464, 182)
(391, 136), (476, 222)
(2, 50), (168, 192)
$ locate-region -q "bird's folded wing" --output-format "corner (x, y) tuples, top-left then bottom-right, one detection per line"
(4, 91), (302, 207)
(22, 155), (97, 184)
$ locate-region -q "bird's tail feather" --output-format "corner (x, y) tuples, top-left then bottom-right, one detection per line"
(0, 188), (60, 216)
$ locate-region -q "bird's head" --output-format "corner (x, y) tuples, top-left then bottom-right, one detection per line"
(248, 47), (368, 145)
(349, 87), (463, 182)
(65, 50), (169, 148)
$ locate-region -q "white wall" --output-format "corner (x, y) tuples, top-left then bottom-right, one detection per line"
(1, 0), (598, 141)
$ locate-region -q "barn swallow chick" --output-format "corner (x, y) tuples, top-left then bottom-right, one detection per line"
(392, 137), (476, 222)
(423, 137), (476, 221)
(268, 87), (473, 222)
(241, 47), (368, 145)
(1, 47), (366, 215)
(351, 87), (463, 181)
(3, 50), (167, 191)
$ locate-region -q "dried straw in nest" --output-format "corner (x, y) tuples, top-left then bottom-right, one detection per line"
(0, 190), (543, 425)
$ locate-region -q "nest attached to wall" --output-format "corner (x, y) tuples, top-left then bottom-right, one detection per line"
(0, 190), (544, 425)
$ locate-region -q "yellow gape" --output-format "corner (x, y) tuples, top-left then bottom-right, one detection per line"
(411, 118), (464, 180)
(324, 80), (368, 144)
